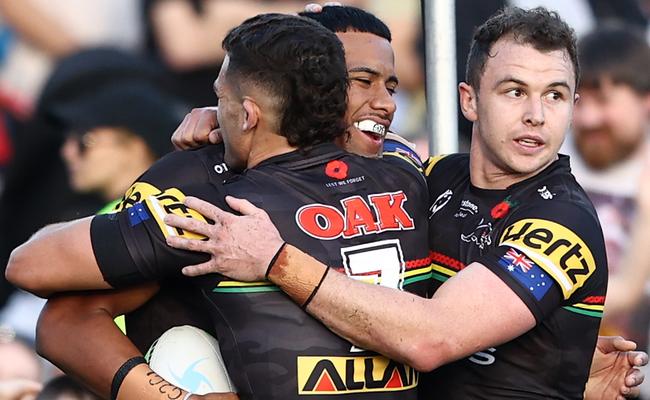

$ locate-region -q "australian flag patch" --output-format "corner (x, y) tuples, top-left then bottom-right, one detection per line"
(498, 247), (553, 300)
(127, 202), (151, 227)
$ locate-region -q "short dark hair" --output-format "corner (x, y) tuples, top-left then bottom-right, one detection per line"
(299, 5), (392, 42)
(466, 7), (579, 90)
(579, 24), (650, 94)
(222, 13), (348, 149)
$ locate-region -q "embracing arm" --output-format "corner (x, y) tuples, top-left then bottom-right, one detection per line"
(37, 284), (159, 397)
(271, 246), (534, 371)
(37, 284), (237, 400)
(6, 217), (111, 297)
(165, 196), (534, 371)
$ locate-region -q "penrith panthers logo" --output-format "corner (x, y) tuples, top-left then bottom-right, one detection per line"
(296, 191), (415, 240)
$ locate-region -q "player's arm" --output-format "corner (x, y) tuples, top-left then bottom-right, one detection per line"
(164, 196), (533, 371)
(154, 197), (645, 397)
(38, 285), (237, 400)
(6, 148), (216, 297)
(6, 217), (111, 297)
(37, 284), (159, 397)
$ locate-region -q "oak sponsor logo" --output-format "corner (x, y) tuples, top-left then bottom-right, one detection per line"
(296, 191), (415, 240)
(297, 355), (418, 395)
(499, 218), (596, 298)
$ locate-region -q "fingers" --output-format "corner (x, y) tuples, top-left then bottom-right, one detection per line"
(324, 1), (342, 6)
(182, 260), (217, 277)
(626, 366), (645, 386)
(171, 113), (192, 150)
(599, 336), (637, 353)
(208, 128), (223, 144)
(171, 107), (219, 150)
(194, 107), (219, 144)
(225, 196), (264, 216)
(184, 196), (231, 221)
(629, 350), (649, 367)
(623, 386), (640, 398)
(164, 214), (213, 238)
(614, 336), (638, 352)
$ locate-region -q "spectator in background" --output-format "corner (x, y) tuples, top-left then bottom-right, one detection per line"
(0, 48), (170, 314)
(0, 0), (142, 112)
(0, 326), (42, 400)
(562, 24), (650, 398)
(35, 376), (99, 400)
(55, 82), (182, 210)
(0, 0), (144, 215)
(142, 0), (365, 108)
(0, 80), (183, 341)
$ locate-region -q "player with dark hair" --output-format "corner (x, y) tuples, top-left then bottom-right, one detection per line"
(151, 7), (627, 399)
(3, 7), (644, 400)
(7, 11), (430, 400)
(174, 5), (399, 159)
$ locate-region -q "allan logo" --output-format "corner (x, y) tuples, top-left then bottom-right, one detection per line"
(296, 192), (414, 240)
(297, 355), (418, 394)
(500, 218), (596, 298)
(325, 160), (348, 180)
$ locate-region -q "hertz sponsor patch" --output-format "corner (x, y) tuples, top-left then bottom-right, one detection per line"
(115, 182), (163, 212)
(144, 188), (207, 240)
(297, 355), (417, 395)
(499, 218), (596, 299)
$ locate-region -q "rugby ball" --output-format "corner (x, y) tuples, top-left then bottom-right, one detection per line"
(146, 325), (236, 394)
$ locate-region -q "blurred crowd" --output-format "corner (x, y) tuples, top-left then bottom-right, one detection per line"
(0, 0), (647, 399)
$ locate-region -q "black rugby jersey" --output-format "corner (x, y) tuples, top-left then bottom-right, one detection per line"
(115, 144), (234, 352)
(91, 143), (430, 400)
(419, 154), (607, 400)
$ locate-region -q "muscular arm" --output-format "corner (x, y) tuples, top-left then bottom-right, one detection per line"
(165, 196), (535, 371)
(36, 284), (160, 397)
(6, 217), (111, 297)
(270, 246), (535, 371)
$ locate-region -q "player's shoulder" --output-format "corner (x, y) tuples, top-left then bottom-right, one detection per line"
(423, 153), (468, 177)
(509, 155), (597, 221)
(113, 144), (228, 212)
(496, 161), (607, 300)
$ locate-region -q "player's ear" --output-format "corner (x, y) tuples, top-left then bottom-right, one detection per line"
(241, 98), (258, 131)
(459, 82), (478, 122)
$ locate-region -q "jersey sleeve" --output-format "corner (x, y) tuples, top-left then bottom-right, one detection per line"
(477, 201), (607, 322)
(90, 183), (227, 288)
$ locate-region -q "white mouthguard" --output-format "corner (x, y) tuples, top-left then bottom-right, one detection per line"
(354, 120), (386, 137)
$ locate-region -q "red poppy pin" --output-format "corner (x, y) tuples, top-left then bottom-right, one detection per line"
(325, 160), (348, 180)
(491, 196), (516, 219)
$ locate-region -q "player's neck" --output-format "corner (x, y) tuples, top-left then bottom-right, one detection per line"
(246, 130), (296, 169)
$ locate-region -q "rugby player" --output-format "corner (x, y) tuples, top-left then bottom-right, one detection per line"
(5, 3), (644, 400)
(7, 12), (431, 400)
(159, 7), (646, 399)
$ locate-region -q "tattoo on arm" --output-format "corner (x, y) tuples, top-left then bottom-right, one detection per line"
(146, 371), (184, 400)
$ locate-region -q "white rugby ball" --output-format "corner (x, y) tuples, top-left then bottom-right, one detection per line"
(146, 325), (236, 395)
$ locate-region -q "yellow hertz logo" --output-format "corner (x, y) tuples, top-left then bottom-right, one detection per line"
(297, 355), (418, 395)
(499, 218), (596, 299)
(115, 182), (161, 212)
(116, 182), (207, 240)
